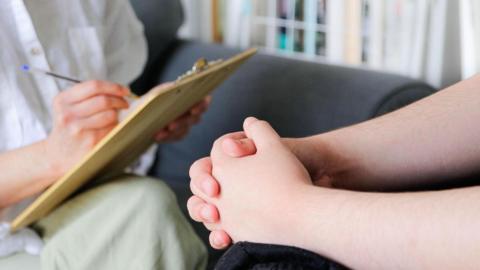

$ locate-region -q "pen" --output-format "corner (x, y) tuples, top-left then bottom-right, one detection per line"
(21, 65), (139, 99)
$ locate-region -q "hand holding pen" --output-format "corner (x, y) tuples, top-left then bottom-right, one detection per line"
(21, 64), (211, 144)
(21, 65), (139, 99)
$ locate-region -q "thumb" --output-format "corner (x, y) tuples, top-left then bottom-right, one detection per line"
(243, 117), (281, 149)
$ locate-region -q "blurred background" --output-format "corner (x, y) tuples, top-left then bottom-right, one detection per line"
(178, 0), (480, 88)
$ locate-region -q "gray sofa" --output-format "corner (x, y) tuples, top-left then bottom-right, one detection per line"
(130, 0), (436, 267)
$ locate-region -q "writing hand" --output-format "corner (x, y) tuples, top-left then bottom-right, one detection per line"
(43, 80), (130, 181)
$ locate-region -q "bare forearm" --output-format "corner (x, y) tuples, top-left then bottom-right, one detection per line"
(308, 75), (480, 190)
(289, 186), (480, 270)
(0, 81), (139, 208)
(0, 140), (59, 208)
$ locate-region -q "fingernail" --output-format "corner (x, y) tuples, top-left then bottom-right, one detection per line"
(201, 179), (212, 196)
(243, 117), (258, 129)
(213, 235), (223, 247)
(201, 207), (212, 222)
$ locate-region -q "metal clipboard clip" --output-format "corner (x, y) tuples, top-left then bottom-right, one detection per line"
(176, 58), (223, 82)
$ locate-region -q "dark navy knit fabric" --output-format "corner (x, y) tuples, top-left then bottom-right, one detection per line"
(215, 242), (348, 270)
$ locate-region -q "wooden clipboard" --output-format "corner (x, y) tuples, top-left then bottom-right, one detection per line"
(11, 48), (257, 231)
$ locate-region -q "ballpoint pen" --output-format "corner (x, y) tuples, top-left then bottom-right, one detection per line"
(21, 65), (139, 99)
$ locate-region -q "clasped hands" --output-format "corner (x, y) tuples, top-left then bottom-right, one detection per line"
(188, 117), (332, 249)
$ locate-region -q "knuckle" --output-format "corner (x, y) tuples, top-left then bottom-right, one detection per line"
(103, 110), (118, 123)
(189, 177), (198, 193)
(254, 120), (269, 129)
(186, 205), (196, 220)
(98, 96), (111, 108)
(191, 173), (203, 189)
(188, 208), (202, 222)
(190, 157), (211, 178)
(189, 181), (198, 196)
(212, 137), (224, 151)
(211, 137), (229, 157)
(189, 161), (200, 178)
(57, 111), (72, 125)
(88, 80), (103, 90)
(186, 196), (195, 207)
(187, 196), (199, 210)
(69, 123), (83, 136)
(189, 176), (205, 197)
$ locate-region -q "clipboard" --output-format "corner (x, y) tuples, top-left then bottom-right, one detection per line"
(11, 48), (257, 231)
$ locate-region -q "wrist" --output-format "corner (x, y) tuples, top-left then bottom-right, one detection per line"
(292, 135), (348, 188)
(290, 186), (368, 264)
(37, 139), (64, 183)
(282, 137), (329, 180)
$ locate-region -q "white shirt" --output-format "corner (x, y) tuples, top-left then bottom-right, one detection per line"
(0, 0), (151, 223)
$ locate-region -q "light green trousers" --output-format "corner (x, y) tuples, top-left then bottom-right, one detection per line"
(0, 175), (207, 270)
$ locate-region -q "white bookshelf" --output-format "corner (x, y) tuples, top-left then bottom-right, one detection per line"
(215, 0), (463, 87)
(248, 0), (328, 60)
(222, 0), (380, 66)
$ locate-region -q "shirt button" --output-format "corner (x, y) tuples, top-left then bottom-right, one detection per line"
(30, 47), (42, 56)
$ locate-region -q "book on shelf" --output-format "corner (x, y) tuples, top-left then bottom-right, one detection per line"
(277, 0), (290, 50)
(273, 0), (328, 55)
(185, 0), (370, 63)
